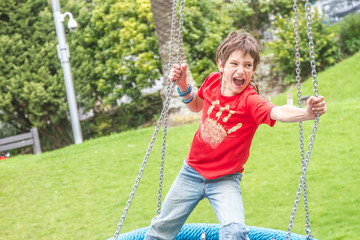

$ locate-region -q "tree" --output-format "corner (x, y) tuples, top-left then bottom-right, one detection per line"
(150, 0), (198, 118)
(0, 0), (86, 150)
(268, 5), (341, 83)
(226, 0), (294, 38)
(182, 0), (234, 85)
(66, 0), (100, 113)
(149, 0), (174, 81)
(80, 0), (162, 108)
(338, 13), (360, 55)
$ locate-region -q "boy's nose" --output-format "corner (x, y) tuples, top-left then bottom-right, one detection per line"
(235, 67), (245, 75)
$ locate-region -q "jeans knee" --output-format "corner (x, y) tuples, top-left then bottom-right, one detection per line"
(219, 222), (249, 240)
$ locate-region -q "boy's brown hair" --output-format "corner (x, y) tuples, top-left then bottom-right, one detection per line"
(216, 30), (261, 94)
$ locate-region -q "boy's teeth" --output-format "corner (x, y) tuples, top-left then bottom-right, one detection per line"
(233, 77), (244, 86)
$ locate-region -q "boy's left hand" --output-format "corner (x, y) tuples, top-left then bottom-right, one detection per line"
(306, 96), (327, 119)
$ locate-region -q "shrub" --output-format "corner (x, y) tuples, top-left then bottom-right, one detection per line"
(183, 0), (234, 85)
(338, 13), (360, 55)
(268, 6), (341, 84)
(81, 91), (163, 139)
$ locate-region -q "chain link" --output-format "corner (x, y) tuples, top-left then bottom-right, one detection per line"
(176, 0), (185, 65)
(305, 2), (319, 98)
(286, 1), (320, 240)
(156, 0), (179, 216)
(157, 0), (185, 216)
(113, 0), (185, 239)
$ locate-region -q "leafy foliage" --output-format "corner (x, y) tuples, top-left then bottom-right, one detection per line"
(81, 92), (162, 138)
(66, 0), (100, 112)
(227, 0), (294, 37)
(182, 0), (294, 86)
(182, 0), (233, 85)
(0, 0), (164, 149)
(69, 0), (164, 140)
(0, 0), (78, 150)
(268, 6), (341, 83)
(80, 0), (161, 106)
(338, 13), (360, 55)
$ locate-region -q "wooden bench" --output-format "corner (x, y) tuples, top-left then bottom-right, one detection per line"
(0, 128), (42, 154)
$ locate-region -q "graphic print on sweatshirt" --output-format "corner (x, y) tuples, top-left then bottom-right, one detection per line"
(200, 99), (242, 148)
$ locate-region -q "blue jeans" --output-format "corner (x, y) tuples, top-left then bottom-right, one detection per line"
(145, 161), (249, 240)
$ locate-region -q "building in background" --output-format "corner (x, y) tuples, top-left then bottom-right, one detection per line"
(314, 0), (360, 24)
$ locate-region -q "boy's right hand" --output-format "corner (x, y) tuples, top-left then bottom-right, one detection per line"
(169, 63), (188, 90)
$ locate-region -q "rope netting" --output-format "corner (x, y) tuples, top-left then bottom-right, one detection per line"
(110, 223), (318, 240)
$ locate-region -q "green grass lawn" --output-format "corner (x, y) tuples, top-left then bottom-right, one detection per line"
(1, 51), (360, 240)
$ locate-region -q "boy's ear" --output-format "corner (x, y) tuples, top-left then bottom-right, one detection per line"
(217, 59), (224, 73)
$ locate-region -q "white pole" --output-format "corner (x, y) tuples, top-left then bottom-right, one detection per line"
(51, 0), (83, 144)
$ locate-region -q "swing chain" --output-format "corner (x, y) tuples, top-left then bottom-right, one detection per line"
(113, 0), (185, 239)
(305, 2), (319, 98)
(286, 1), (319, 240)
(176, 0), (185, 65)
(157, 0), (185, 215)
(113, 100), (167, 240)
(157, 0), (177, 216)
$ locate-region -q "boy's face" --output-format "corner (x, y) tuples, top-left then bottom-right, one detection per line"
(217, 50), (255, 96)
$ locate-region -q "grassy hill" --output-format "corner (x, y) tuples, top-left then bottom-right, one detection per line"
(1, 51), (359, 240)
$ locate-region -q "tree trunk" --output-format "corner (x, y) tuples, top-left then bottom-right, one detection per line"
(150, 0), (200, 125)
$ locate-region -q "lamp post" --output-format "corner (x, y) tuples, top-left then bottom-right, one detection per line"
(51, 0), (83, 144)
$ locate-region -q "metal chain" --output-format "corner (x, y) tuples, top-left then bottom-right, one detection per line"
(113, 0), (185, 239)
(305, 1), (319, 97)
(286, 2), (302, 237)
(157, 0), (185, 215)
(176, 0), (185, 65)
(156, 0), (178, 216)
(286, 1), (320, 240)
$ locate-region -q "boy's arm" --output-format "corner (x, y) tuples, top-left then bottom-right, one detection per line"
(170, 63), (203, 112)
(270, 96), (326, 123)
(177, 84), (203, 112)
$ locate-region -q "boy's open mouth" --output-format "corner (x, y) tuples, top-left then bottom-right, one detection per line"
(233, 76), (245, 87)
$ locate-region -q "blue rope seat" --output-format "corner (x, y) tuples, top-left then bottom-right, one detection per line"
(110, 223), (317, 240)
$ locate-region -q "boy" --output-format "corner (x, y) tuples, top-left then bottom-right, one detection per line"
(144, 31), (327, 240)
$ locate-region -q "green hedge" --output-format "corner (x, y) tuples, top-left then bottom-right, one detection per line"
(81, 91), (163, 139)
(338, 13), (360, 55)
(268, 7), (341, 84)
